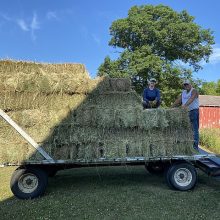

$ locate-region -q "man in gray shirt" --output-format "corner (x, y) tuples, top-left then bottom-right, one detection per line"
(172, 79), (199, 150)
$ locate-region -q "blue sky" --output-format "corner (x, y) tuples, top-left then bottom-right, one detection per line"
(0, 0), (220, 82)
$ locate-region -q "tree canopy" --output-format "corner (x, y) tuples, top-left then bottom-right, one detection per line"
(98, 4), (215, 106)
(200, 80), (220, 96)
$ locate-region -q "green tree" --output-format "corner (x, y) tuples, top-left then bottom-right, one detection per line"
(200, 80), (220, 95)
(216, 80), (220, 95)
(98, 4), (214, 106)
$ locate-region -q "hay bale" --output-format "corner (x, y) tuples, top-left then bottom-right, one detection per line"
(0, 60), (90, 94)
(0, 108), (194, 162)
(88, 77), (132, 94)
(109, 78), (131, 92)
(0, 60), (194, 164)
(0, 139), (43, 164)
(0, 92), (87, 111)
(0, 61), (131, 95)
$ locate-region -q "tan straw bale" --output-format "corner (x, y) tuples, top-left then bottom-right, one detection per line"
(0, 60), (90, 94)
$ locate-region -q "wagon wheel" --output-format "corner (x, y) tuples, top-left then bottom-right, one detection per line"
(10, 166), (48, 199)
(165, 162), (197, 191)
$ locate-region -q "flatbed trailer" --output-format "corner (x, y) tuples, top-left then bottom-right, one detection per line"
(1, 109), (220, 200)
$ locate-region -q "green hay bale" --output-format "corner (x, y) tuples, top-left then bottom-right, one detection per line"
(80, 91), (141, 108)
(0, 125), (194, 162)
(0, 108), (194, 163)
(44, 125), (193, 159)
(102, 141), (127, 158)
(87, 77), (132, 94)
(109, 78), (131, 92)
(74, 107), (190, 130)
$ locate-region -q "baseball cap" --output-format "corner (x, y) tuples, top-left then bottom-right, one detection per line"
(149, 78), (157, 83)
(183, 79), (191, 85)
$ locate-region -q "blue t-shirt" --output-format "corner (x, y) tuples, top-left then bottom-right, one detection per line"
(143, 88), (161, 102)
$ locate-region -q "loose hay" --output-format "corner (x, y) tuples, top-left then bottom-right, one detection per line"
(0, 60), (194, 164)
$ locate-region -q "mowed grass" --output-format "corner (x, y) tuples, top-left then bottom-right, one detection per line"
(0, 166), (220, 220)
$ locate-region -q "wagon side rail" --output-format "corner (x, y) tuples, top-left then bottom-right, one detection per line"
(0, 109), (55, 162)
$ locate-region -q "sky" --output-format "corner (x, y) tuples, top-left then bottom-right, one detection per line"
(0, 0), (220, 82)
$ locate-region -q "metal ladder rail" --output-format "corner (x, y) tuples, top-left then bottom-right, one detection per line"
(197, 158), (220, 176)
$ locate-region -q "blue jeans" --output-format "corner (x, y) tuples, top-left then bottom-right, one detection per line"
(189, 109), (199, 149)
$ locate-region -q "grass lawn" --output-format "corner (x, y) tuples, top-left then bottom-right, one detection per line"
(0, 166), (220, 220)
(200, 128), (220, 154)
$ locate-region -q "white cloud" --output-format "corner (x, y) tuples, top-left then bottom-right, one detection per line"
(0, 12), (11, 21)
(46, 11), (58, 20)
(30, 13), (40, 41)
(0, 11), (40, 41)
(16, 13), (40, 40)
(31, 13), (40, 30)
(46, 9), (73, 21)
(17, 19), (29, 31)
(200, 46), (220, 66)
(92, 34), (101, 45)
(80, 27), (101, 45)
(209, 47), (220, 64)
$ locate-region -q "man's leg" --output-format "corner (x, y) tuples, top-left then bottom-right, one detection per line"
(189, 109), (199, 149)
(143, 101), (150, 109)
(156, 100), (161, 108)
(195, 109), (199, 147)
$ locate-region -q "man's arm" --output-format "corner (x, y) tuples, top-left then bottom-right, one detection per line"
(182, 89), (199, 107)
(155, 89), (161, 101)
(171, 94), (182, 107)
(143, 89), (149, 102)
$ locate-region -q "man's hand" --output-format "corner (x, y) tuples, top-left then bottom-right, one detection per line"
(149, 100), (157, 108)
(182, 105), (188, 109)
(172, 94), (182, 108)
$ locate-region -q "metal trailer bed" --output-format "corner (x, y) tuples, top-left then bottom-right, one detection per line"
(1, 109), (220, 200)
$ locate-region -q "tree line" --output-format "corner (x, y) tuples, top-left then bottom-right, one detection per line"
(200, 80), (220, 96)
(97, 4), (217, 106)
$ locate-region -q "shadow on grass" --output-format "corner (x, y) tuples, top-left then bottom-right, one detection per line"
(48, 166), (166, 189)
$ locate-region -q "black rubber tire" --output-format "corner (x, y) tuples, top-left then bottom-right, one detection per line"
(145, 162), (165, 175)
(166, 163), (197, 191)
(164, 165), (175, 189)
(10, 167), (48, 199)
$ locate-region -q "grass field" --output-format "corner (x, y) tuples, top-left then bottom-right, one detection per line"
(0, 166), (220, 220)
(200, 128), (220, 154)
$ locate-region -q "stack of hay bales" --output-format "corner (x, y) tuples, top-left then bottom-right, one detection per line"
(0, 60), (194, 164)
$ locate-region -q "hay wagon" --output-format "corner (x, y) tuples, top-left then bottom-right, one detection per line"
(1, 109), (220, 200)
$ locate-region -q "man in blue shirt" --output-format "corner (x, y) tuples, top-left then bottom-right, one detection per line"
(143, 78), (161, 109)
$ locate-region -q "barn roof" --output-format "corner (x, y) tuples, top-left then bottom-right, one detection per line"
(199, 95), (220, 107)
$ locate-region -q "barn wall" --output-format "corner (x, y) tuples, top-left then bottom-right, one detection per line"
(199, 107), (220, 128)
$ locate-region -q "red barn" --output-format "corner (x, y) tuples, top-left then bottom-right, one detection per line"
(199, 95), (220, 128)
